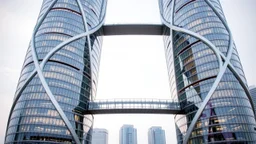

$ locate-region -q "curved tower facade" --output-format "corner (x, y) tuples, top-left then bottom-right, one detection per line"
(159, 0), (256, 143)
(5, 0), (107, 143)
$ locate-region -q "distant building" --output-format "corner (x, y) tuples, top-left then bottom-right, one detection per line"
(92, 128), (108, 144)
(148, 127), (166, 144)
(119, 125), (137, 144)
(249, 86), (256, 113)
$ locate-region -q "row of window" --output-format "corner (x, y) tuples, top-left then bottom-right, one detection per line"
(188, 132), (256, 144)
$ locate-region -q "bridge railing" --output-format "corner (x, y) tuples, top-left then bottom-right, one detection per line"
(88, 98), (180, 110)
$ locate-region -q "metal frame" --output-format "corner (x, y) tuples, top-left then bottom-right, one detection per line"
(77, 0), (94, 101)
(182, 1), (233, 143)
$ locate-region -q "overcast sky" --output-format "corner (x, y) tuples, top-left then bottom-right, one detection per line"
(0, 0), (255, 143)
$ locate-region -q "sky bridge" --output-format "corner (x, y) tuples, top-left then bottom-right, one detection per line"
(102, 24), (165, 36)
(85, 99), (184, 115)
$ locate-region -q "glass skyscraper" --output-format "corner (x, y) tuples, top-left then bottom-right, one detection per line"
(148, 126), (166, 144)
(119, 125), (137, 144)
(5, 0), (107, 143)
(5, 0), (256, 143)
(92, 128), (108, 144)
(159, 0), (256, 143)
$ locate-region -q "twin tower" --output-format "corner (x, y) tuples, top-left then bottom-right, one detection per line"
(5, 0), (256, 144)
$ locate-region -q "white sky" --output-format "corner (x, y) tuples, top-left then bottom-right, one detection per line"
(0, 0), (255, 143)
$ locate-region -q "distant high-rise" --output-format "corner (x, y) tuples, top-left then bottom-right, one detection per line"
(92, 128), (108, 144)
(148, 127), (166, 144)
(119, 125), (137, 144)
(249, 86), (256, 113)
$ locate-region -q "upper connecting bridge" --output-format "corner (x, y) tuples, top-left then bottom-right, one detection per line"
(101, 24), (166, 36)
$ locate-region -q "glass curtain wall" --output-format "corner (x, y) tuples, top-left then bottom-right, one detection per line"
(5, 0), (106, 143)
(159, 0), (256, 143)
